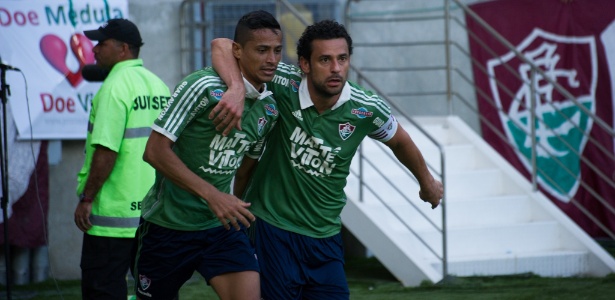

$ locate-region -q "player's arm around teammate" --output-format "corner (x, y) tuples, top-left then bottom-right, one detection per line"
(208, 36), (246, 137)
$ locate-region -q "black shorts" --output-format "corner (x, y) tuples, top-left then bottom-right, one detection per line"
(133, 221), (259, 299)
(81, 233), (134, 300)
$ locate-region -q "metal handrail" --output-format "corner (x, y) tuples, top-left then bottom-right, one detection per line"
(348, 143), (443, 260)
(450, 14), (615, 185)
(452, 0), (615, 239)
(454, 0), (615, 138)
(344, 0), (615, 277)
(345, 0), (449, 281)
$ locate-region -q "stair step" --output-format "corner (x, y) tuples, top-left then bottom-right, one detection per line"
(442, 144), (495, 170)
(431, 250), (589, 277)
(446, 169), (504, 197)
(358, 139), (495, 175)
(358, 194), (547, 231)
(404, 119), (469, 146)
(345, 182), (547, 230)
(348, 165), (514, 199)
(344, 115), (615, 286)
(416, 221), (564, 257)
(445, 195), (551, 226)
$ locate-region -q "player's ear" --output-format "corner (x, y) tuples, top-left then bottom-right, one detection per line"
(232, 42), (241, 60)
(299, 56), (310, 74)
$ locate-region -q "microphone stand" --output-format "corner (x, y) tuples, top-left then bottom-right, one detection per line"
(1, 65), (13, 300)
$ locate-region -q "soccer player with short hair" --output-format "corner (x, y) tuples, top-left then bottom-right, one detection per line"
(133, 10), (282, 300)
(212, 19), (443, 300)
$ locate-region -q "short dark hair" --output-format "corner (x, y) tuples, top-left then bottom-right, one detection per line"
(234, 10), (281, 46)
(297, 20), (353, 62)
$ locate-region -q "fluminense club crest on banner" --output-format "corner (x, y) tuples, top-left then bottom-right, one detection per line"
(467, 0), (615, 237)
(487, 28), (596, 202)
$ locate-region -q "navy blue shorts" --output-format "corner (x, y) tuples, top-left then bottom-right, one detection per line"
(253, 219), (349, 300)
(133, 220), (259, 300)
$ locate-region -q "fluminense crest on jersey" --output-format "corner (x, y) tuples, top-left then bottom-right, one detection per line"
(351, 107), (374, 119)
(139, 275), (151, 290)
(339, 122), (356, 140)
(487, 28), (596, 202)
(257, 117), (267, 135)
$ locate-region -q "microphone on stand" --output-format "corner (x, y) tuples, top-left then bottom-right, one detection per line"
(0, 63), (20, 72)
(81, 64), (110, 82)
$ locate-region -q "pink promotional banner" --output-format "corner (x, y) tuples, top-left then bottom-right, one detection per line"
(467, 0), (615, 237)
(0, 0), (128, 139)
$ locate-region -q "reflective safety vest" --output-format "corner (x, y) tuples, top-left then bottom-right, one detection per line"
(76, 59), (171, 238)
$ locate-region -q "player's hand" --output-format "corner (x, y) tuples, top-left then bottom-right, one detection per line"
(209, 88), (244, 136)
(419, 177), (443, 209)
(74, 202), (93, 232)
(208, 191), (255, 230)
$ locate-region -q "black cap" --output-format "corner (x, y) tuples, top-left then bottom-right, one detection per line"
(84, 18), (143, 47)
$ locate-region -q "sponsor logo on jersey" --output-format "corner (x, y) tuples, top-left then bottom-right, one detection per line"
(258, 117), (267, 135)
(292, 110), (303, 121)
(264, 104), (278, 116)
(373, 117), (384, 127)
(289, 127), (338, 177)
(210, 89), (224, 100)
(172, 81), (188, 98)
(272, 75), (288, 86)
(158, 82), (187, 120)
(272, 75), (300, 92)
(203, 132), (253, 171)
(290, 79), (300, 92)
(198, 167), (234, 175)
(351, 107), (373, 118)
(339, 122), (356, 140)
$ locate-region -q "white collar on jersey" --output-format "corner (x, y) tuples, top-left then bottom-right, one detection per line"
(298, 74), (351, 110)
(243, 76), (273, 100)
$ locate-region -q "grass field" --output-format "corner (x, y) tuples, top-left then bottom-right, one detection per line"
(4, 248), (615, 300)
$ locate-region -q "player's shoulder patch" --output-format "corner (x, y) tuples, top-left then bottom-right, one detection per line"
(348, 84), (391, 116)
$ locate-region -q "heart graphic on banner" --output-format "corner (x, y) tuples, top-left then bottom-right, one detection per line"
(40, 33), (95, 87)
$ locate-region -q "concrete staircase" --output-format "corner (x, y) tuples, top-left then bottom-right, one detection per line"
(342, 115), (615, 287)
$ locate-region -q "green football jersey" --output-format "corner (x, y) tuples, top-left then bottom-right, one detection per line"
(142, 67), (279, 231)
(246, 62), (398, 238)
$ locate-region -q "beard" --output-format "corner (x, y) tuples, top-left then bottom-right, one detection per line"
(311, 75), (345, 98)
